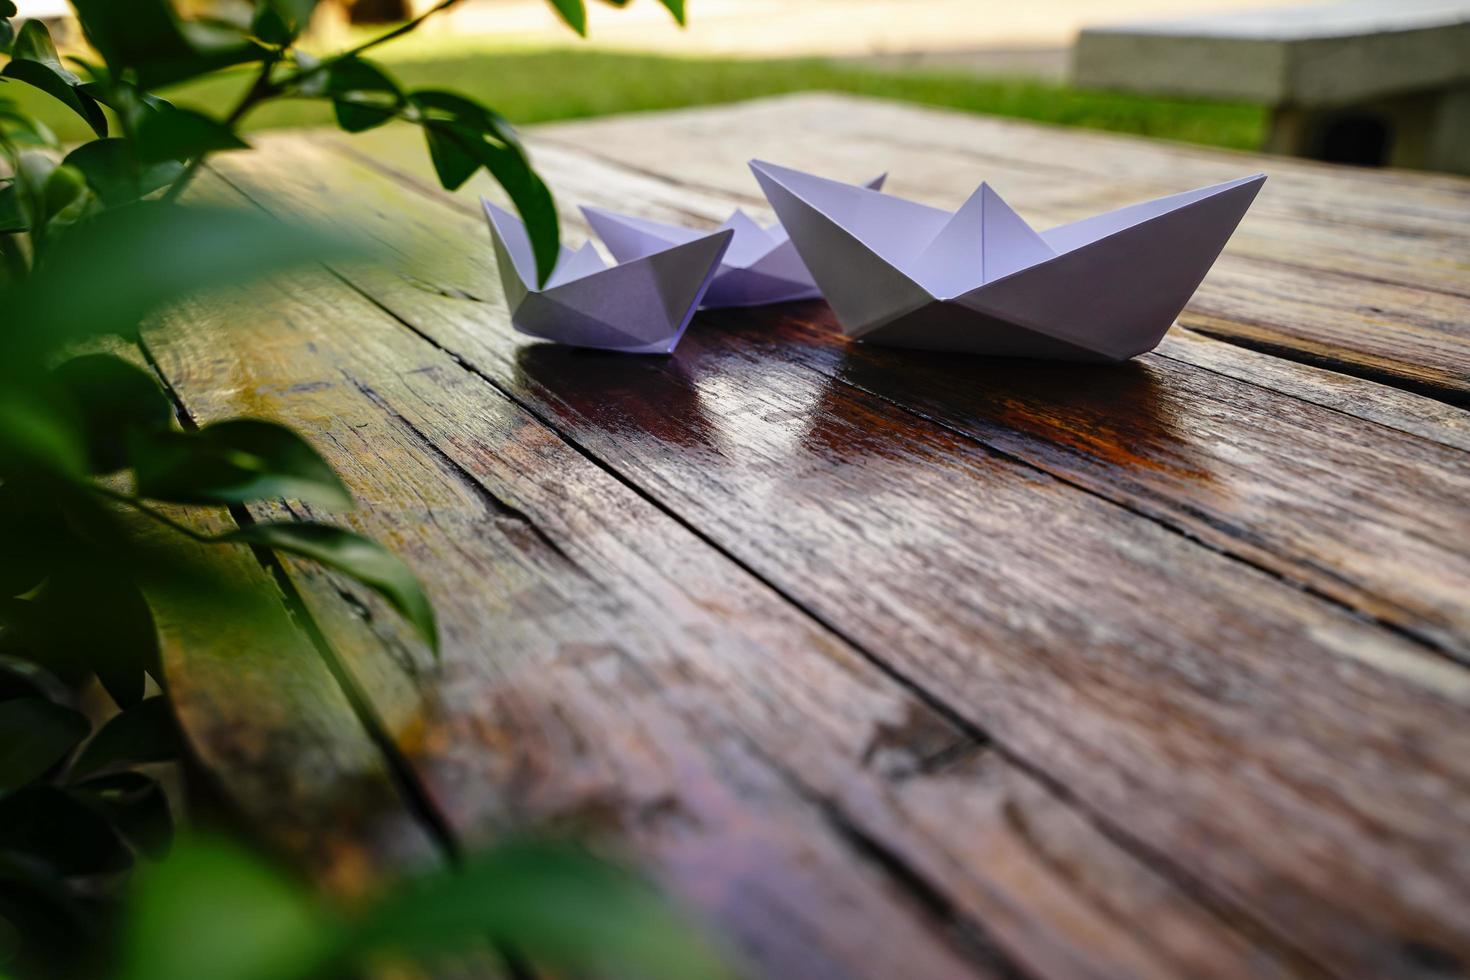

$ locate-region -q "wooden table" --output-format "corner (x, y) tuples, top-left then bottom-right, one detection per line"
(148, 94), (1470, 979)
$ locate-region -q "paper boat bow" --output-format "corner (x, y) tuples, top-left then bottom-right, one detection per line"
(580, 175), (885, 309)
(750, 161), (1265, 362)
(482, 199), (732, 354)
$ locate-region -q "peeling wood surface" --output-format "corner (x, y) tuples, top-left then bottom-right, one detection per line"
(150, 97), (1470, 978)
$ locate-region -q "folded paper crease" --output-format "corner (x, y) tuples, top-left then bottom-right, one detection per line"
(582, 175), (886, 309)
(749, 160), (1266, 361)
(483, 199), (733, 354)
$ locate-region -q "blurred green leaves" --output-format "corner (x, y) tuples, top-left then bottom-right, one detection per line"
(1, 20), (108, 137)
(0, 699), (88, 791)
(68, 0), (263, 90)
(133, 420), (352, 510)
(49, 355), (173, 474)
(136, 106), (250, 164)
(5, 201), (354, 355)
(71, 698), (179, 780)
(0, 1), (16, 55)
(554, 0), (687, 35)
(412, 89), (559, 285)
(121, 837), (727, 980)
(362, 840), (726, 978)
(321, 57), (402, 133)
(0, 3), (710, 977)
(223, 523), (437, 654)
(122, 838), (335, 980)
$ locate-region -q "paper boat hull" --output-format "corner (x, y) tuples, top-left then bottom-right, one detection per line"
(484, 199), (732, 354)
(751, 160), (1264, 362)
(859, 303), (1117, 361)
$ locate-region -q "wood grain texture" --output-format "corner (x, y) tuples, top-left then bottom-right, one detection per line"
(128, 477), (439, 894)
(137, 176), (1341, 979)
(180, 122), (1470, 980)
(293, 132), (1470, 664)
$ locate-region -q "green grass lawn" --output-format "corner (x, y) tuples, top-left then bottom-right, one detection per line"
(4, 44), (1266, 151)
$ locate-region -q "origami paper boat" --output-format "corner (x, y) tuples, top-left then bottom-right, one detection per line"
(580, 175), (886, 309)
(482, 199), (733, 353)
(750, 161), (1266, 362)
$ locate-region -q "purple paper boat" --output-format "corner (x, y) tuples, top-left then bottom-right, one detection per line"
(482, 199), (732, 354)
(580, 175), (886, 309)
(750, 160), (1266, 362)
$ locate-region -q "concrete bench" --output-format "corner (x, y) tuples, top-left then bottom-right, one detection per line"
(1071, 0), (1470, 173)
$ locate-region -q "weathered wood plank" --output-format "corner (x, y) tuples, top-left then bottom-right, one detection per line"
(143, 268), (1002, 980)
(307, 132), (1470, 664)
(90, 338), (443, 895)
(128, 468), (440, 892)
(138, 177), (1328, 979)
(205, 130), (1470, 978)
(1152, 329), (1470, 454)
(519, 96), (1470, 398)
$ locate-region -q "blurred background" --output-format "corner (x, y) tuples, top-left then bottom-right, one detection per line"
(10, 0), (1469, 171)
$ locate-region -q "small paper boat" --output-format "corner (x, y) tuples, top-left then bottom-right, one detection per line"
(580, 175), (886, 309)
(749, 161), (1266, 362)
(482, 199), (733, 354)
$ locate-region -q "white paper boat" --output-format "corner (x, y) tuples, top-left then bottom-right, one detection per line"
(482, 199), (732, 354)
(580, 175), (886, 309)
(749, 161), (1266, 362)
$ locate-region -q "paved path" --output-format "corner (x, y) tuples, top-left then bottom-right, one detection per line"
(431, 0), (1326, 60)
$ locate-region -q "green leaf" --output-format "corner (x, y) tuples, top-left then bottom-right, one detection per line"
(224, 522), (438, 654)
(136, 106), (250, 164)
(70, 772), (173, 858)
(71, 697), (178, 779)
(0, 386), (86, 478)
(79, 73), (172, 133)
(656, 0), (686, 25)
(256, 0), (318, 43)
(133, 419), (352, 510)
(0, 655), (69, 704)
(421, 122), (478, 190)
(5, 203), (361, 359)
(0, 785), (133, 875)
(49, 354), (175, 474)
(0, 850), (102, 963)
(63, 138), (185, 207)
(0, 102), (58, 148)
(1, 19), (14, 57)
(0, 182), (23, 233)
(10, 15), (63, 67)
(0, 699), (88, 791)
(411, 89), (523, 150)
(326, 57), (402, 133)
(70, 0), (262, 90)
(360, 840), (727, 978)
(477, 143), (559, 289)
(2, 21), (108, 138)
(411, 90), (557, 287)
(41, 163), (85, 223)
(0, 1), (16, 16)
(0, 483), (66, 598)
(0, 61), (107, 138)
(121, 837), (341, 980)
(36, 568), (160, 709)
(546, 0), (587, 35)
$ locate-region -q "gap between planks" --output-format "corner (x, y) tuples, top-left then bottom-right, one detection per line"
(201, 139), (1470, 980)
(314, 130), (1470, 669)
(155, 172), (1346, 975)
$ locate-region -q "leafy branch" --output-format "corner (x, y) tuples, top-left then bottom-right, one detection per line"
(0, 2), (704, 977)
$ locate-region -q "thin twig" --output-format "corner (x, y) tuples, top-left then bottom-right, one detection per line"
(337, 0), (465, 61)
(161, 57), (278, 203)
